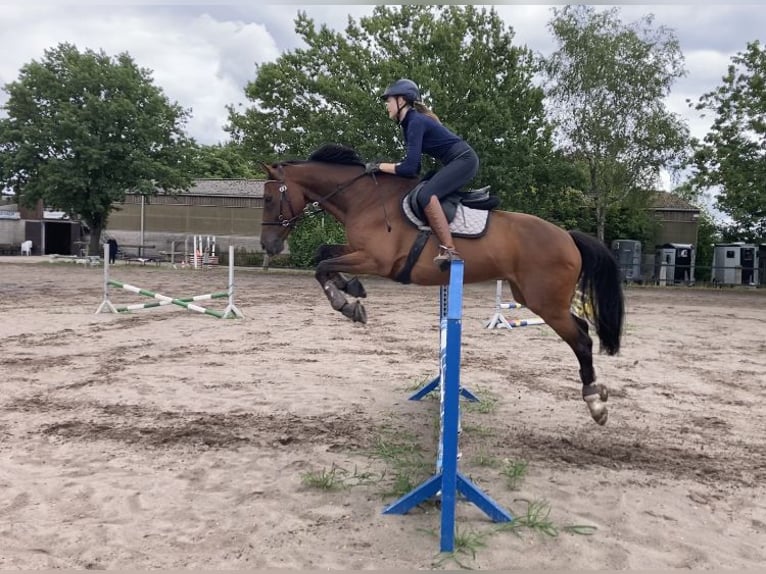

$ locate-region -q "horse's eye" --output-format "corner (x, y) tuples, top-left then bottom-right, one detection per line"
(264, 195), (273, 204)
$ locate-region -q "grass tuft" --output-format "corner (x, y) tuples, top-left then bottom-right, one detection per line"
(300, 463), (381, 490)
(500, 458), (528, 490)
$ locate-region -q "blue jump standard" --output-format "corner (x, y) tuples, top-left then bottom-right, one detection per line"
(407, 272), (479, 403)
(383, 260), (512, 553)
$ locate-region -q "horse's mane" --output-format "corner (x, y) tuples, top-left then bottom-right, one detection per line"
(308, 143), (364, 166)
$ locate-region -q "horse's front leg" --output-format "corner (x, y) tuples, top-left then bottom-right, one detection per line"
(315, 244), (367, 298)
(315, 249), (383, 324)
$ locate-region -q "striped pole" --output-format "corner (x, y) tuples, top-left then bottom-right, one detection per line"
(108, 280), (225, 318)
(114, 291), (228, 312)
(499, 301), (526, 310)
(503, 317), (546, 328)
(96, 243), (242, 318)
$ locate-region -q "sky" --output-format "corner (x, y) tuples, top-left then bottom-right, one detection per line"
(0, 3), (764, 190)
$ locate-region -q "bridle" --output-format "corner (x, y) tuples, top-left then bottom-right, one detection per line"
(261, 181), (303, 229)
(262, 168), (370, 229)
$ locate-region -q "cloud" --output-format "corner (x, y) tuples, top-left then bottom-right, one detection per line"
(1, 3), (764, 151)
(494, 5), (557, 55)
(0, 5), (280, 144)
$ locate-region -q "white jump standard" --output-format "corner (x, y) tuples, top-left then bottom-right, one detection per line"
(484, 280), (546, 330)
(95, 243), (243, 319)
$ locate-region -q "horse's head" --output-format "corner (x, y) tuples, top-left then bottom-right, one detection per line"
(260, 162), (310, 255)
(259, 145), (368, 256)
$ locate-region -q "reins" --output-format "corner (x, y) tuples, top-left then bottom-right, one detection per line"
(263, 168), (391, 231)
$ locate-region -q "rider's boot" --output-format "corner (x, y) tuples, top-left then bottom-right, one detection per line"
(423, 195), (461, 269)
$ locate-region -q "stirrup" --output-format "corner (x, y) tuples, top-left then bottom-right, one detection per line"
(434, 245), (462, 264)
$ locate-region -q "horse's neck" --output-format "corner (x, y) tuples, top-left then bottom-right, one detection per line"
(304, 172), (409, 217)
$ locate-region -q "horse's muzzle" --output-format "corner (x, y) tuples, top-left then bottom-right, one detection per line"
(260, 236), (285, 257)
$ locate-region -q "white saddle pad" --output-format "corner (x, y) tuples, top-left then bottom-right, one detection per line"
(401, 197), (490, 238)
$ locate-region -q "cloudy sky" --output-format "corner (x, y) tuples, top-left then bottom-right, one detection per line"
(0, 2), (764, 151)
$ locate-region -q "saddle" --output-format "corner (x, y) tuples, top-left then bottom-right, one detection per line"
(404, 182), (500, 222)
(395, 181), (501, 285)
(400, 182), (500, 239)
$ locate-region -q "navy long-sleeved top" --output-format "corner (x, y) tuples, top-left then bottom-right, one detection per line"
(394, 110), (464, 177)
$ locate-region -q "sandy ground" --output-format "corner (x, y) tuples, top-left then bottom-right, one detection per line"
(0, 257), (765, 569)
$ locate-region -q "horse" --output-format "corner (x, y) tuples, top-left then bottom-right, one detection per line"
(260, 144), (625, 425)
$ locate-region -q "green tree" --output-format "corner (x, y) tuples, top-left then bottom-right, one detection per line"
(287, 213), (346, 268)
(228, 5), (583, 222)
(0, 43), (193, 254)
(690, 40), (766, 241)
(603, 201), (660, 248)
(190, 142), (258, 179)
(693, 211), (722, 281)
(543, 5), (690, 240)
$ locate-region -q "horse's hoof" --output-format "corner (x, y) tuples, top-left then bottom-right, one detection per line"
(353, 302), (367, 323)
(345, 277), (367, 298)
(341, 301), (367, 324)
(583, 389), (608, 425)
(591, 406), (609, 426)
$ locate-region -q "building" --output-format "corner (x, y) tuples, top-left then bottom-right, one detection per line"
(106, 179), (266, 257)
(638, 192), (701, 283)
(648, 192), (700, 246)
(0, 199), (83, 256)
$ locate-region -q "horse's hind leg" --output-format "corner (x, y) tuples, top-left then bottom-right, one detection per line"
(516, 278), (608, 425)
(571, 314), (608, 424)
(543, 311), (608, 425)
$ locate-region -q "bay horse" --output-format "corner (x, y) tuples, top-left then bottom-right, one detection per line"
(260, 144), (625, 425)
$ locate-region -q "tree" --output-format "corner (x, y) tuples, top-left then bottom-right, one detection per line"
(228, 5), (582, 221)
(0, 43), (193, 254)
(690, 40), (766, 241)
(189, 142), (259, 179)
(543, 6), (690, 240)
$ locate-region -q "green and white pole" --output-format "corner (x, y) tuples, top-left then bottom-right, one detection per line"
(96, 243), (243, 319)
(114, 291), (228, 312)
(109, 280), (226, 318)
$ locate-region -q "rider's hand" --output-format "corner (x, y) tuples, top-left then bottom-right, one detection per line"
(364, 162), (380, 175)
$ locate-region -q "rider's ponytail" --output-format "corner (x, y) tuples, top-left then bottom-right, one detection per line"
(413, 101), (441, 123)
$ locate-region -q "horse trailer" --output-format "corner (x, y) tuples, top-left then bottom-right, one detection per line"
(712, 243), (760, 286)
(655, 243), (695, 285)
(611, 239), (643, 283)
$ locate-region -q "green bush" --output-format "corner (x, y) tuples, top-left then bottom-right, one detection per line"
(221, 247), (292, 268)
(287, 213), (346, 268)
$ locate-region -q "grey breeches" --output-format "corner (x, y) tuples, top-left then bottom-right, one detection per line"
(416, 144), (479, 210)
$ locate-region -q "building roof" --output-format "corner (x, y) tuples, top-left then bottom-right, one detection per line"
(163, 178), (265, 198)
(650, 191), (700, 212)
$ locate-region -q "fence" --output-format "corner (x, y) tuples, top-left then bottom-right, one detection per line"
(618, 264), (764, 287)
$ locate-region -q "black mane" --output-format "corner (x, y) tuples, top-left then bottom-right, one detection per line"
(308, 144), (364, 166)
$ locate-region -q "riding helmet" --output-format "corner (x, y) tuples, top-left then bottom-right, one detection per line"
(380, 78), (421, 103)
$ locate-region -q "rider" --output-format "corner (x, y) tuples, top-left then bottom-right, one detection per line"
(370, 78), (480, 266)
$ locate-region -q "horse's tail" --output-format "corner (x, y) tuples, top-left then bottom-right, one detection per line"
(569, 230), (625, 355)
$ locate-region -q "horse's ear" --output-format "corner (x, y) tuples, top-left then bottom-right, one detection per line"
(261, 162), (284, 181)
